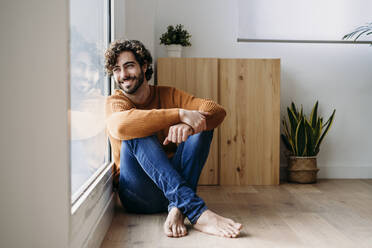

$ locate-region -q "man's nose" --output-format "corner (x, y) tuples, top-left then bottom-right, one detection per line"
(120, 68), (128, 79)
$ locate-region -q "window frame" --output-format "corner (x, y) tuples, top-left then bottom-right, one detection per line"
(69, 0), (112, 205)
(69, 0), (116, 247)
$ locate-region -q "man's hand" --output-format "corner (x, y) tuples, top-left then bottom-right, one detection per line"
(179, 109), (210, 134)
(163, 123), (194, 145)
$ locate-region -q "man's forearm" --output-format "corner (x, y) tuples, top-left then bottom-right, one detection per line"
(107, 108), (180, 140)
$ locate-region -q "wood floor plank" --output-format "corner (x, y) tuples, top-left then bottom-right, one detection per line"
(101, 179), (372, 248)
(317, 209), (372, 248)
(278, 212), (355, 248)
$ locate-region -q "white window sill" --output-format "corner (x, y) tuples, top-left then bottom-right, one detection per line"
(70, 162), (115, 248)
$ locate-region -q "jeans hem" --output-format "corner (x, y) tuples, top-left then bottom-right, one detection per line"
(168, 203), (176, 212)
(189, 205), (208, 225)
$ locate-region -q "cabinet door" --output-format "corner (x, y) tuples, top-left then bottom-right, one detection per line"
(157, 58), (219, 185)
(219, 59), (280, 185)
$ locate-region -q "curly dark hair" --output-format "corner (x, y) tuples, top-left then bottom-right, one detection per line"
(104, 39), (153, 81)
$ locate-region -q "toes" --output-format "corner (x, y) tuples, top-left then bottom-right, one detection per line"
(222, 229), (233, 238)
(218, 230), (228, 238)
(176, 225), (188, 237)
(227, 219), (243, 230)
(228, 223), (241, 234)
(227, 225), (239, 237)
(177, 226), (182, 237)
(172, 225), (178, 237)
(229, 221), (243, 230)
(181, 226), (188, 236)
(235, 222), (243, 230)
(221, 223), (239, 238)
(164, 225), (173, 237)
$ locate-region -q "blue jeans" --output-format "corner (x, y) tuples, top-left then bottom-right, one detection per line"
(118, 129), (214, 224)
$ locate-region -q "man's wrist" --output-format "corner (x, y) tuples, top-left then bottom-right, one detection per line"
(184, 123), (194, 134)
(178, 108), (184, 121)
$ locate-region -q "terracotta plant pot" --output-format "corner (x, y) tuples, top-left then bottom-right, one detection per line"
(287, 156), (319, 183)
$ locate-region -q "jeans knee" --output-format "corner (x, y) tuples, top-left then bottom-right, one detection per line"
(193, 129), (214, 143)
(122, 134), (158, 148)
(123, 134), (157, 143)
(204, 129), (214, 138)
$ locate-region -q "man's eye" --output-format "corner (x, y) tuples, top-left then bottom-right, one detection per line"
(113, 68), (119, 72)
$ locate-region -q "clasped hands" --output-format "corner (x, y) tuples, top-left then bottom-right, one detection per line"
(163, 109), (210, 145)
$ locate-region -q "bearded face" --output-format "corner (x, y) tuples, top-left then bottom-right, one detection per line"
(118, 67), (144, 94)
(113, 51), (146, 95)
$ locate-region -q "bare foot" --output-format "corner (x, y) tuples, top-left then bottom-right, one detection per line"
(163, 207), (188, 238)
(193, 209), (243, 238)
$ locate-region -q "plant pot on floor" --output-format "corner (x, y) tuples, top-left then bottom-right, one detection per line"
(287, 156), (319, 183)
(166, 45), (182, 57)
(281, 100), (336, 184)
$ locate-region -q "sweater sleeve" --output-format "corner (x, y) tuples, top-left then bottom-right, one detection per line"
(105, 95), (180, 140)
(169, 87), (227, 130)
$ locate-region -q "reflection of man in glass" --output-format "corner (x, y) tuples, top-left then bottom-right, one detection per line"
(105, 40), (242, 238)
(71, 51), (99, 96)
(70, 28), (107, 194)
(70, 29), (104, 109)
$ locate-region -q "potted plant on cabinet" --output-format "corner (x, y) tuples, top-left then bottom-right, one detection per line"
(160, 24), (191, 57)
(281, 101), (336, 183)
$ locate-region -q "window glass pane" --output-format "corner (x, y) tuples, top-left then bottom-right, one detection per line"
(69, 0), (108, 196)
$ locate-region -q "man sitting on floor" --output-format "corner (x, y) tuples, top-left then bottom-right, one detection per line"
(104, 39), (243, 238)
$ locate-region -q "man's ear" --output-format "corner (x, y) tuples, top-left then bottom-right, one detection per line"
(142, 63), (147, 73)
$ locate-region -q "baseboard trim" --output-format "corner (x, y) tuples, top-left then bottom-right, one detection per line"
(280, 165), (372, 180)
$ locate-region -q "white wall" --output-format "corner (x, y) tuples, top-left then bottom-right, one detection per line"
(125, 0), (156, 84)
(0, 0), (70, 247)
(153, 0), (372, 178)
(106, 0), (372, 178)
(124, 0), (156, 56)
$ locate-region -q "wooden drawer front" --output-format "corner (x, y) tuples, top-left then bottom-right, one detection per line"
(219, 59), (280, 185)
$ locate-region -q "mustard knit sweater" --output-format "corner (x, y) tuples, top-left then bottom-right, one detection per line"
(105, 85), (226, 186)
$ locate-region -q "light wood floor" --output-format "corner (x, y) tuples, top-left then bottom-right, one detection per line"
(100, 179), (372, 248)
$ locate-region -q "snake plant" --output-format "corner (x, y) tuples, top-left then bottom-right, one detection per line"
(281, 101), (336, 157)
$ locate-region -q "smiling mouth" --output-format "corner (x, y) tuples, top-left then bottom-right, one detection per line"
(120, 79), (133, 84)
(123, 77), (135, 82)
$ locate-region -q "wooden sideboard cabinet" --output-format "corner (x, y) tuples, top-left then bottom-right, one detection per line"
(157, 58), (280, 185)
(157, 58), (219, 185)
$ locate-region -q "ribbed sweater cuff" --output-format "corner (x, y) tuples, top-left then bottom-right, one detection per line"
(199, 101), (220, 113)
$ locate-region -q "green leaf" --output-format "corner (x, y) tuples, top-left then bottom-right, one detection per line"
(323, 116), (332, 128)
(315, 109), (336, 152)
(281, 134), (292, 151)
(295, 118), (307, 156)
(287, 107), (298, 140)
(282, 119), (290, 137)
(310, 101), (318, 128)
(343, 22), (372, 41)
(282, 119), (296, 154)
(283, 101), (336, 157)
(355, 29), (370, 40)
(304, 119), (315, 156)
(291, 102), (299, 119)
(160, 24), (192, 46)
(314, 118), (322, 149)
